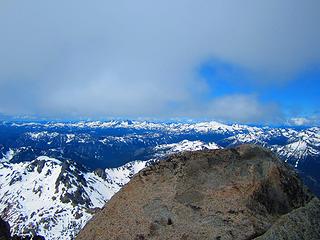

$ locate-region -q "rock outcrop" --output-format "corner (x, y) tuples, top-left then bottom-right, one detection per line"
(0, 217), (45, 240)
(77, 145), (320, 240)
(0, 218), (10, 240)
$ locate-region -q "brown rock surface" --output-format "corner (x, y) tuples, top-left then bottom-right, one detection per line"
(77, 145), (319, 240)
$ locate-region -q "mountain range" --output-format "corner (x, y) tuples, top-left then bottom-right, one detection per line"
(0, 120), (319, 239)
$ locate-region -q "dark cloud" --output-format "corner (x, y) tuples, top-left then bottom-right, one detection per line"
(0, 0), (319, 122)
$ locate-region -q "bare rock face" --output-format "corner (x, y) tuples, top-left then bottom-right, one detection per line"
(255, 197), (320, 240)
(77, 145), (319, 240)
(0, 218), (10, 240)
(0, 217), (45, 240)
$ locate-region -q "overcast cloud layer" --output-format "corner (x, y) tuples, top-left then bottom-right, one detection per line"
(0, 0), (320, 123)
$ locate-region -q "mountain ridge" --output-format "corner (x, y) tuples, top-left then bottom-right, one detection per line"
(77, 145), (320, 240)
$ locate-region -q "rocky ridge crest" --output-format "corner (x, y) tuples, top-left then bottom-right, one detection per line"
(77, 145), (320, 240)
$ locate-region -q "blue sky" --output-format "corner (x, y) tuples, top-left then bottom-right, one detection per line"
(199, 60), (320, 124)
(0, 0), (319, 125)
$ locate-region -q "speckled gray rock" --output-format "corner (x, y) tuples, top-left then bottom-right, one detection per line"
(77, 145), (319, 240)
(256, 197), (320, 240)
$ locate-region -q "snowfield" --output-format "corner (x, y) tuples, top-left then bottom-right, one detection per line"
(0, 157), (149, 239)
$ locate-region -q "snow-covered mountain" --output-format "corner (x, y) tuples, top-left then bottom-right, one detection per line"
(275, 128), (320, 162)
(7, 120), (261, 135)
(1, 120), (319, 182)
(0, 120), (319, 239)
(154, 140), (220, 157)
(0, 156), (152, 240)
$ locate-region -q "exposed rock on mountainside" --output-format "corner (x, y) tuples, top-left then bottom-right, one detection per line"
(77, 145), (319, 240)
(0, 217), (10, 240)
(256, 197), (320, 240)
(0, 217), (45, 240)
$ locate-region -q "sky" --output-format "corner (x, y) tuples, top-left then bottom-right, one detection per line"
(0, 0), (319, 125)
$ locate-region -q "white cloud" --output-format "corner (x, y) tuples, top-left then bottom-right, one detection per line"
(287, 116), (320, 126)
(289, 118), (310, 126)
(0, 0), (319, 122)
(206, 95), (281, 124)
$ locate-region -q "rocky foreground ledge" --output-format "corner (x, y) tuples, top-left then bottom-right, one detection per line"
(77, 145), (320, 240)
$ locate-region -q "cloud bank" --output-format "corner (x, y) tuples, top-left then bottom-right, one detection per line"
(0, 0), (319, 123)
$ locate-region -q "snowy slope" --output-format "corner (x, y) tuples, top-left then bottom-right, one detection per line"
(225, 127), (320, 168)
(154, 140), (220, 157)
(0, 157), (148, 240)
(105, 160), (154, 187)
(0, 149), (15, 162)
(272, 127), (320, 167)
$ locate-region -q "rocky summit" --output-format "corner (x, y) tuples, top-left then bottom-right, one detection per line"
(77, 145), (320, 240)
